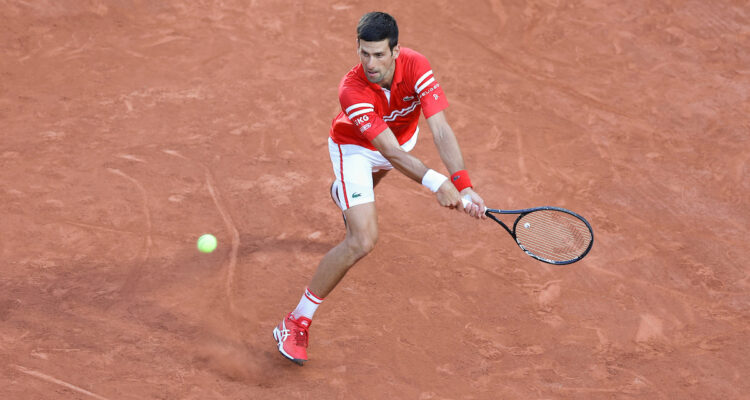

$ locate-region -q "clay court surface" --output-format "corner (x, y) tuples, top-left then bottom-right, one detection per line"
(2, 1), (749, 398)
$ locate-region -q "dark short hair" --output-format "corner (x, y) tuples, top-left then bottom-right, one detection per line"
(356, 12), (398, 51)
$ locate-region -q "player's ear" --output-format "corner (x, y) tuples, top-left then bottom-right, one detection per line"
(392, 44), (400, 58)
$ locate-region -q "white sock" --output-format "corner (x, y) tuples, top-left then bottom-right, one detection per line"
(291, 287), (324, 321)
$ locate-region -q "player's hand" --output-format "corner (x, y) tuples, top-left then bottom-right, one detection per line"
(436, 180), (461, 209)
(459, 188), (486, 219)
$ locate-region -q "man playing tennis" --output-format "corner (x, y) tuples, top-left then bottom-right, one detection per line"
(273, 11), (486, 365)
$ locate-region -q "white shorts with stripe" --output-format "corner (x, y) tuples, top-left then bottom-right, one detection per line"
(328, 128), (419, 210)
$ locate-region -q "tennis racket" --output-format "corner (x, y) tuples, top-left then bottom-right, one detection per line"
(462, 197), (594, 265)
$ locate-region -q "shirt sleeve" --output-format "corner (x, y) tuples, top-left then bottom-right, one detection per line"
(412, 55), (449, 118)
(339, 86), (389, 142)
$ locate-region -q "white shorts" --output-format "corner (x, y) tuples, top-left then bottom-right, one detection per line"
(328, 128), (419, 210)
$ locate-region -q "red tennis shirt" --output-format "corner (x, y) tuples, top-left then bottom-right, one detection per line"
(330, 47), (449, 150)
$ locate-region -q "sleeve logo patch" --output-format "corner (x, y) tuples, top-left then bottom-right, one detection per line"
(354, 115), (369, 126)
(419, 83), (440, 99)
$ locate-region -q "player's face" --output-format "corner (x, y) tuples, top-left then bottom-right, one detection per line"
(358, 39), (400, 87)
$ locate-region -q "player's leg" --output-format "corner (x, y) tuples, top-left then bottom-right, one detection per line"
(312, 151), (377, 296)
(273, 203), (378, 366)
(308, 202), (377, 297)
(274, 133), (420, 365)
(274, 143), (379, 365)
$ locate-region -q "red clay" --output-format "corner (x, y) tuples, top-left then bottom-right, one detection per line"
(2, 1), (749, 399)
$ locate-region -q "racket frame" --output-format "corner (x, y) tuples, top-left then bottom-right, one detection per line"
(484, 206), (594, 265)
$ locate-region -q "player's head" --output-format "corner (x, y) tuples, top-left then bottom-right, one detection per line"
(357, 12), (398, 52)
(356, 12), (400, 85)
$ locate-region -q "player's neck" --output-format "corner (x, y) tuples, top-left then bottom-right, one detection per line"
(378, 70), (395, 90)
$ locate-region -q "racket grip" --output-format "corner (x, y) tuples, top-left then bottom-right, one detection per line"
(461, 195), (487, 212)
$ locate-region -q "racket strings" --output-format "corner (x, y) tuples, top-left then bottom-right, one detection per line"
(515, 210), (592, 262)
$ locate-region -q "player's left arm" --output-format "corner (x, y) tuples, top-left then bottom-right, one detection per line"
(426, 111), (486, 218)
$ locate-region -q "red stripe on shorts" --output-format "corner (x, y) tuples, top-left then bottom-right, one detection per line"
(337, 143), (350, 208)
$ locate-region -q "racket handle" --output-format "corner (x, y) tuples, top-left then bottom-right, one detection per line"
(461, 195), (487, 212)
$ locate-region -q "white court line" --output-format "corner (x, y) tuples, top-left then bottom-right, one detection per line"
(14, 365), (111, 400)
(204, 169), (241, 313)
(163, 149), (241, 313)
(107, 168), (154, 291)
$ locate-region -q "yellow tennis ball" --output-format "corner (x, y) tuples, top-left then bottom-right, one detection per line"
(197, 234), (217, 253)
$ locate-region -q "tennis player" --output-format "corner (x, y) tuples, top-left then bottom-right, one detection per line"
(273, 11), (486, 365)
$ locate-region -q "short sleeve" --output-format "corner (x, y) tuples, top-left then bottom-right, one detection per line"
(339, 87), (389, 141)
(411, 56), (449, 118)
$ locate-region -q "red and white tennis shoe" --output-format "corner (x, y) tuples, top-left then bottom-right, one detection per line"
(273, 313), (312, 366)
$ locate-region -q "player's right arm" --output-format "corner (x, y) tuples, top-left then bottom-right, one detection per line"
(370, 128), (461, 209)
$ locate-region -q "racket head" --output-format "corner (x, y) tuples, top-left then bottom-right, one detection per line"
(511, 207), (593, 264)
(486, 207), (594, 265)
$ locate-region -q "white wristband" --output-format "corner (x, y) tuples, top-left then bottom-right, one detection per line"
(421, 169), (448, 193)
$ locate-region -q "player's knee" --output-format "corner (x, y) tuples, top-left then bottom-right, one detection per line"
(357, 234), (378, 255)
(347, 230), (378, 258)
